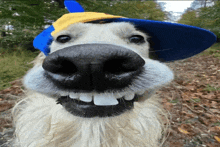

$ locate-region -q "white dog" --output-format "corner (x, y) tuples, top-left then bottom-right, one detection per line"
(11, 1), (216, 146)
(12, 21), (174, 147)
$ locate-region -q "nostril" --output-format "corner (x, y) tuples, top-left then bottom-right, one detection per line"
(103, 58), (127, 75)
(103, 56), (145, 75)
(43, 58), (77, 75)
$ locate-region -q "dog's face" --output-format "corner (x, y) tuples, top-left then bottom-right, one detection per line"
(24, 22), (173, 118)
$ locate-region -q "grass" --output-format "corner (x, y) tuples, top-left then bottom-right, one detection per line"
(169, 99), (179, 103)
(0, 47), (39, 90)
(190, 98), (201, 103)
(200, 43), (220, 58)
(213, 122), (220, 126)
(203, 84), (220, 92)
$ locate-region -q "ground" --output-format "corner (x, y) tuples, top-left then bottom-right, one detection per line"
(0, 50), (220, 147)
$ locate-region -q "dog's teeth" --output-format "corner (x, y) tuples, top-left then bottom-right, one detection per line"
(60, 92), (68, 96)
(124, 93), (135, 101)
(114, 93), (124, 99)
(79, 94), (92, 102)
(69, 93), (78, 99)
(136, 90), (145, 95)
(93, 94), (118, 106)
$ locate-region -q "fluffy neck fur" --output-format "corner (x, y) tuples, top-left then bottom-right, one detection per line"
(12, 91), (167, 147)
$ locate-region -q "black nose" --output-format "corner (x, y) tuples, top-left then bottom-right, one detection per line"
(43, 44), (145, 92)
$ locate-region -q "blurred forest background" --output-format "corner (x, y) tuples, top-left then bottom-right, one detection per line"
(178, 0), (220, 41)
(0, 0), (219, 51)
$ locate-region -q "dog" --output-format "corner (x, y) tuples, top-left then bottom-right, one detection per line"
(12, 21), (174, 147)
(11, 1), (216, 146)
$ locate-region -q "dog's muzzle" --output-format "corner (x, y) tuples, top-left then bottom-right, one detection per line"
(42, 44), (145, 117)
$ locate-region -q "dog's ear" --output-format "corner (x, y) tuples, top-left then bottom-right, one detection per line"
(64, 0), (84, 13)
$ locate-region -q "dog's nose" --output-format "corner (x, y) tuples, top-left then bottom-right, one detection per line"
(43, 44), (145, 92)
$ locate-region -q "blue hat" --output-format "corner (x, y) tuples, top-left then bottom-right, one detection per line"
(33, 0), (216, 62)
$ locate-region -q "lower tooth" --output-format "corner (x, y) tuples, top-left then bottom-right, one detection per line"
(124, 93), (135, 101)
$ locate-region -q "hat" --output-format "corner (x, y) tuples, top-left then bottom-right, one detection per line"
(33, 0), (216, 62)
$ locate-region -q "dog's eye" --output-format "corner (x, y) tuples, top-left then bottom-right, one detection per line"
(56, 35), (71, 43)
(129, 35), (145, 44)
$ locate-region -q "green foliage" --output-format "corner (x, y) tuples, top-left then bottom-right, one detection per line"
(213, 122), (220, 126)
(178, 2), (220, 38)
(191, 98), (201, 103)
(199, 2), (220, 37)
(178, 11), (202, 27)
(203, 84), (220, 92)
(0, 0), (165, 49)
(0, 0), (68, 48)
(169, 99), (179, 103)
(0, 47), (40, 90)
(80, 0), (165, 21)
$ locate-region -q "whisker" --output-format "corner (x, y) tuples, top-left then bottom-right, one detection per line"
(149, 48), (172, 53)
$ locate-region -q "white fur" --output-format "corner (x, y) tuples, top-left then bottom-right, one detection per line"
(12, 92), (165, 147)
(12, 22), (174, 147)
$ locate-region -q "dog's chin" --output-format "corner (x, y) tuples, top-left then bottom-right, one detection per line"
(56, 94), (143, 118)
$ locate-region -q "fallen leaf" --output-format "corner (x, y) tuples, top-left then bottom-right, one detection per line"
(203, 93), (216, 99)
(0, 102), (13, 112)
(164, 102), (173, 111)
(198, 117), (209, 125)
(186, 113), (195, 118)
(214, 136), (220, 143)
(178, 127), (189, 134)
(194, 92), (203, 98)
(185, 85), (195, 91)
(210, 109), (220, 113)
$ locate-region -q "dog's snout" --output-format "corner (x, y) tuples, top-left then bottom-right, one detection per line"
(43, 44), (145, 92)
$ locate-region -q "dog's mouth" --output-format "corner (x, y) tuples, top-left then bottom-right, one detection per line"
(56, 91), (145, 118)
